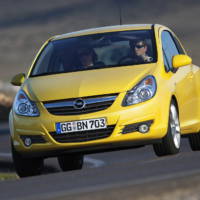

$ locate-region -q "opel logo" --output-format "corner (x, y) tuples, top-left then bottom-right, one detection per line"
(73, 99), (86, 109)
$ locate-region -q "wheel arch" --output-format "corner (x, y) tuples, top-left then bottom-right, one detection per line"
(171, 95), (179, 115)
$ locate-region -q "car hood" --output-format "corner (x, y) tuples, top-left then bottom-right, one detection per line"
(23, 64), (157, 102)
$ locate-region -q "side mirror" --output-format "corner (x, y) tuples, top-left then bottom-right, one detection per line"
(172, 54), (192, 69)
(11, 73), (25, 86)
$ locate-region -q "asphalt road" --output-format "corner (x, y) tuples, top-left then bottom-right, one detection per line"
(1, 122), (200, 200)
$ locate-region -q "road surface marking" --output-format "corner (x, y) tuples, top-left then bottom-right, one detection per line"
(84, 156), (105, 168)
(0, 153), (12, 158)
(0, 152), (106, 168)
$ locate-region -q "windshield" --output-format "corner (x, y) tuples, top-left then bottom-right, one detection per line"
(31, 30), (157, 77)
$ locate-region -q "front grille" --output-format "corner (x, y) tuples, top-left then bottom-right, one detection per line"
(49, 125), (115, 143)
(43, 94), (118, 116)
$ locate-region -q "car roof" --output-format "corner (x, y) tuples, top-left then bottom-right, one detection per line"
(51, 24), (155, 41)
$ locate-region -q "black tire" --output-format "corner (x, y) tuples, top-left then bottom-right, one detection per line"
(189, 133), (200, 151)
(58, 154), (84, 171)
(11, 142), (44, 177)
(153, 101), (181, 156)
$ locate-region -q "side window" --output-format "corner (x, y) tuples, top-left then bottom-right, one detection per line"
(163, 50), (170, 71)
(173, 36), (185, 54)
(161, 31), (179, 71)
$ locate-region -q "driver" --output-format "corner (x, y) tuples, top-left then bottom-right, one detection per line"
(119, 39), (153, 65)
(130, 39), (153, 63)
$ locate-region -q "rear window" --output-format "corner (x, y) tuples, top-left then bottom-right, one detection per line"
(31, 30), (157, 77)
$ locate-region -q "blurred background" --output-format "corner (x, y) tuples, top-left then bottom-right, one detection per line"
(0, 0), (200, 120)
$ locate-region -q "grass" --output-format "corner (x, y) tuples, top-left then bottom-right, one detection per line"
(0, 173), (19, 181)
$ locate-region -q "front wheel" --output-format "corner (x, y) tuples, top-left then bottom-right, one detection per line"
(58, 154), (84, 171)
(153, 101), (181, 156)
(11, 142), (44, 177)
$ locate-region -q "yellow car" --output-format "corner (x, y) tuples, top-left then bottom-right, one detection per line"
(10, 24), (200, 177)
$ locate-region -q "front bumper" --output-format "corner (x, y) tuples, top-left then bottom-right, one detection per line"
(10, 92), (170, 157)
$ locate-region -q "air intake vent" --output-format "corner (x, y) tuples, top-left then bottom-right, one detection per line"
(49, 125), (115, 143)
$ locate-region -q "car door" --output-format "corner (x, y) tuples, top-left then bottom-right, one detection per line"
(161, 30), (198, 129)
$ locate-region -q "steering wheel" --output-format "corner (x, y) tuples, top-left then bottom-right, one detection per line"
(118, 56), (135, 65)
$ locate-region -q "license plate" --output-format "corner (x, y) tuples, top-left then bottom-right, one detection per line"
(56, 118), (107, 134)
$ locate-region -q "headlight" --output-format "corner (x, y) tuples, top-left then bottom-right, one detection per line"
(122, 75), (157, 106)
(13, 90), (40, 117)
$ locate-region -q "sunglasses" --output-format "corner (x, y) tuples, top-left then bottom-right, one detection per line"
(135, 44), (145, 49)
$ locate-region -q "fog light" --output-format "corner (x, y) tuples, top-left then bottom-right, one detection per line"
(24, 137), (32, 147)
(122, 120), (153, 134)
(138, 124), (149, 133)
